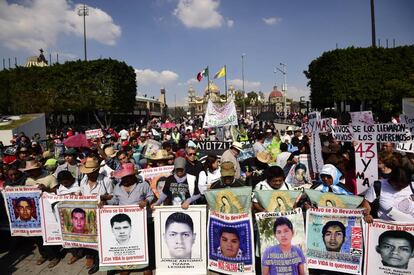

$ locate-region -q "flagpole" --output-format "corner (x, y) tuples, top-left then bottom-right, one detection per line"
(207, 65), (210, 96)
(224, 65), (228, 101)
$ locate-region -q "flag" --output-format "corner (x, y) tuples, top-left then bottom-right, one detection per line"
(214, 66), (226, 79)
(197, 67), (208, 82)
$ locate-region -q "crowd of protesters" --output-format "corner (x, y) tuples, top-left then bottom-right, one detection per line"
(0, 113), (413, 275)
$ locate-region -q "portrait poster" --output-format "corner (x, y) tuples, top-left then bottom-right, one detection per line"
(154, 205), (207, 274)
(139, 166), (173, 198)
(207, 210), (255, 275)
(2, 186), (42, 236)
(306, 207), (364, 274)
(304, 189), (364, 209)
(255, 208), (308, 275)
(56, 196), (99, 249)
(285, 162), (313, 189)
(362, 220), (414, 275)
(254, 190), (301, 212)
(97, 205), (148, 268)
(205, 187), (252, 214)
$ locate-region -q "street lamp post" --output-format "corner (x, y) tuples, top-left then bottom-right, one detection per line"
(241, 53), (246, 117)
(78, 4), (89, 61)
(276, 63), (287, 118)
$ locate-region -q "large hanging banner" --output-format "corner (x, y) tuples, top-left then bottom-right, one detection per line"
(205, 187), (252, 214)
(306, 207), (364, 274)
(350, 111), (379, 195)
(2, 186), (42, 236)
(203, 100), (238, 129)
(139, 166), (173, 198)
(208, 210), (255, 274)
(97, 205), (148, 268)
(56, 196), (99, 249)
(362, 220), (414, 275)
(256, 208), (307, 275)
(254, 190), (301, 212)
(154, 205), (207, 274)
(40, 193), (89, 245)
(304, 190), (363, 209)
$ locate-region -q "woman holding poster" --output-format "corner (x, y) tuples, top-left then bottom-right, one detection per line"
(261, 217), (306, 275)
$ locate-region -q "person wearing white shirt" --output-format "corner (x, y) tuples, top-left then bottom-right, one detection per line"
(198, 155), (221, 195)
(56, 171), (81, 195)
(79, 157), (113, 199)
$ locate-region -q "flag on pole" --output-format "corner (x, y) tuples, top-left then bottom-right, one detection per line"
(214, 66), (226, 79)
(197, 67), (208, 82)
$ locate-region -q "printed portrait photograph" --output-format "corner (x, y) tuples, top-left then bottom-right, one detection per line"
(59, 207), (97, 235)
(160, 211), (202, 259)
(365, 226), (414, 274)
(7, 194), (41, 228)
(209, 217), (253, 265)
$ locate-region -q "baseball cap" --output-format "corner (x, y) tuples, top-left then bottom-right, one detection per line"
(221, 162), (235, 177)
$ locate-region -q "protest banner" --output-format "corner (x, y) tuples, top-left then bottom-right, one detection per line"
(2, 186), (42, 236)
(255, 208), (307, 275)
(362, 220), (414, 275)
(40, 193), (75, 245)
(304, 190), (363, 209)
(203, 100), (238, 128)
(139, 166), (173, 198)
(285, 160), (313, 188)
(85, 129), (103, 139)
(154, 205), (207, 275)
(205, 187), (252, 214)
(350, 111), (379, 195)
(208, 210), (255, 274)
(397, 113), (414, 154)
(306, 207), (364, 274)
(97, 205), (148, 268)
(254, 190), (301, 212)
(56, 196), (99, 249)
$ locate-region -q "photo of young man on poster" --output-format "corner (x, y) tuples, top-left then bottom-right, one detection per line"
(218, 227), (243, 259)
(322, 221), (346, 252)
(110, 213), (132, 246)
(14, 197), (37, 222)
(71, 208), (88, 234)
(376, 230), (414, 270)
(163, 212), (196, 259)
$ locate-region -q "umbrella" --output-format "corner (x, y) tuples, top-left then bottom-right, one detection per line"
(161, 122), (176, 129)
(256, 111), (278, 121)
(63, 134), (90, 148)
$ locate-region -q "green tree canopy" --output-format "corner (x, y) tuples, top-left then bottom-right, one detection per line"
(0, 59), (137, 117)
(304, 46), (414, 118)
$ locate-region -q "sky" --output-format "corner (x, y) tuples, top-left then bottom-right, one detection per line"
(0, 0), (413, 106)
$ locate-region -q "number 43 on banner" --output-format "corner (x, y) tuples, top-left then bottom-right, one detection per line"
(354, 142), (378, 195)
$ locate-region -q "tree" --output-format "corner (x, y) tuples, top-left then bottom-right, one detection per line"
(304, 46), (414, 120)
(0, 59), (136, 127)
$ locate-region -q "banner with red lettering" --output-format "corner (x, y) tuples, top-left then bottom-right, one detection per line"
(305, 207), (364, 274)
(56, 196), (99, 249)
(154, 205), (207, 274)
(97, 205), (148, 268)
(40, 193), (97, 245)
(363, 220), (414, 275)
(2, 186), (42, 236)
(207, 210), (255, 274)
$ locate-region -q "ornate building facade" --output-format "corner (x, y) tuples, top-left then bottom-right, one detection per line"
(268, 86), (291, 113)
(188, 82), (227, 116)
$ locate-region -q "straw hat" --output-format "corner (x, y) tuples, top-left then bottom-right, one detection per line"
(20, 159), (41, 171)
(256, 151), (272, 164)
(147, 149), (174, 160)
(104, 147), (118, 158)
(79, 157), (101, 174)
(231, 141), (244, 152)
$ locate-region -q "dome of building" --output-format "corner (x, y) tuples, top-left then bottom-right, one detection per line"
(204, 82), (220, 94)
(269, 86), (283, 98)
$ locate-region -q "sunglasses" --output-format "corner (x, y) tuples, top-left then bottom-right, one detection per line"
(187, 153), (196, 156)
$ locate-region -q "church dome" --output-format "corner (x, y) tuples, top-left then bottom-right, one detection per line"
(269, 86), (283, 98)
(204, 82), (220, 94)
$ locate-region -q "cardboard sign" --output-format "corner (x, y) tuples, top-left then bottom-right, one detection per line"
(85, 129), (104, 139)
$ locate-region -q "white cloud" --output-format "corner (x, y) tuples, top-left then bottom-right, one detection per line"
(135, 68), (179, 86)
(0, 0), (121, 52)
(262, 16), (282, 25)
(286, 86), (310, 101)
(226, 19), (234, 28)
(178, 78), (198, 86)
(228, 79), (261, 91)
(173, 0), (224, 29)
